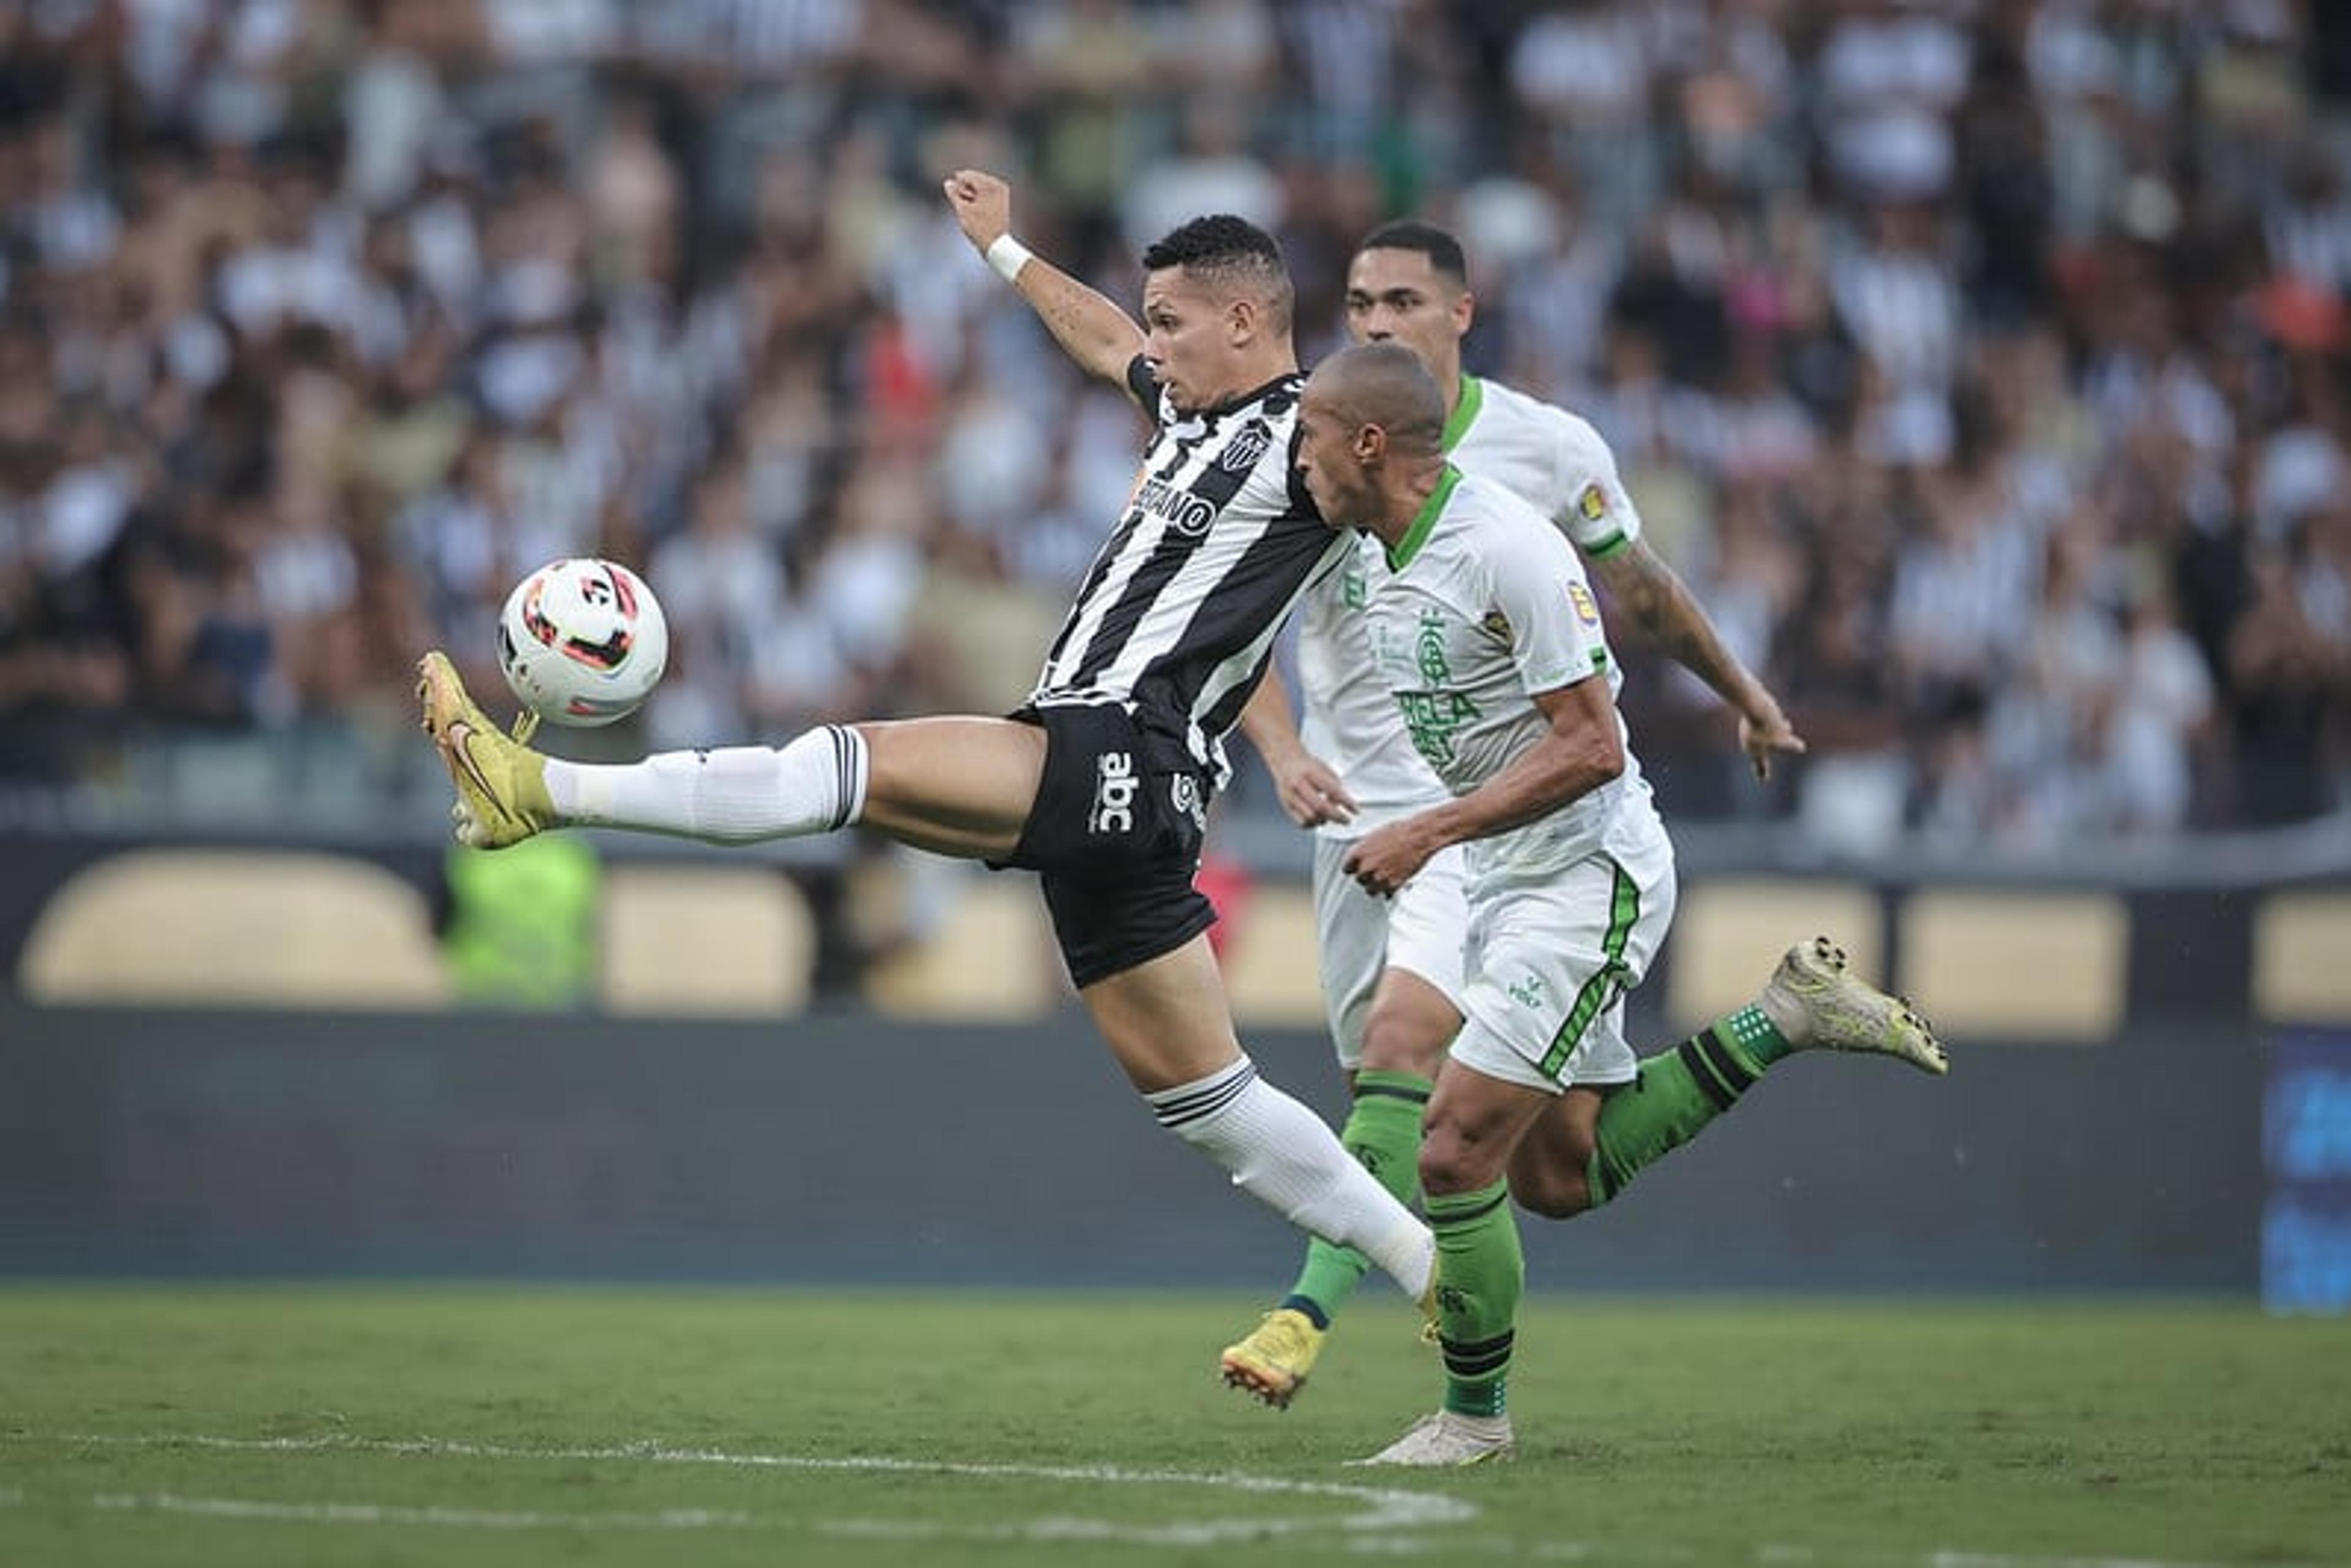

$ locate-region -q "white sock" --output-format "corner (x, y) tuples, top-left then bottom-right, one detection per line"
(1147, 1057), (1434, 1300)
(546, 726), (869, 844)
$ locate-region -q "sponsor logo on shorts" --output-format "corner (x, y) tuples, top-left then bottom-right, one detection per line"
(1508, 973), (1548, 1009)
(1091, 750), (1139, 835)
(1169, 773), (1206, 832)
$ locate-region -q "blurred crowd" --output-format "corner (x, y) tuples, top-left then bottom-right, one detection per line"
(0, 0), (2348, 853)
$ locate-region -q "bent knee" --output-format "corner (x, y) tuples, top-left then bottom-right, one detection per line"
(1419, 1121), (1504, 1198)
(1510, 1164), (1594, 1220)
(1359, 1011), (1451, 1078)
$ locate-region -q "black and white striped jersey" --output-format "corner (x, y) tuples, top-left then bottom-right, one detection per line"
(1027, 356), (1345, 782)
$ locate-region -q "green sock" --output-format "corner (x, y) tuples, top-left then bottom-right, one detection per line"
(1585, 1003), (1788, 1207)
(1283, 1070), (1430, 1327)
(1427, 1179), (1521, 1419)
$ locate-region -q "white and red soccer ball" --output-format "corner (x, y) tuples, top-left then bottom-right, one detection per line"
(497, 558), (669, 727)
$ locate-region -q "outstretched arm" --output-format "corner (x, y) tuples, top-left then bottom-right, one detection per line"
(943, 167), (1146, 394)
(1588, 539), (1804, 779)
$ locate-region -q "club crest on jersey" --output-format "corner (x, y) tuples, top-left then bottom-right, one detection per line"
(1218, 421), (1273, 475)
(1479, 609), (1512, 643)
(1415, 609), (1452, 686)
(1576, 482), (1608, 523)
(1568, 581), (1600, 627)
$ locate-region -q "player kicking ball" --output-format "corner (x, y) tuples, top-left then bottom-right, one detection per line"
(415, 177), (1446, 1363)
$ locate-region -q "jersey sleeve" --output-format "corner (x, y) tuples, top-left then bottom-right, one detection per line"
(1125, 353), (1163, 415)
(1285, 422), (1323, 520)
(1491, 520), (1611, 696)
(1552, 412), (1643, 560)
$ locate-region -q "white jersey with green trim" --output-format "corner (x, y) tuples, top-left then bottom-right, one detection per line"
(1445, 373), (1645, 558)
(1292, 373), (1643, 835)
(1363, 467), (1666, 882)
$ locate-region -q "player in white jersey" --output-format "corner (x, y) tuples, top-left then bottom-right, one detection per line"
(412, 174), (1442, 1347)
(1223, 222), (1805, 1408)
(1292, 343), (1944, 1465)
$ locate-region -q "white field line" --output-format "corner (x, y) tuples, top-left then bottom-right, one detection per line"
(0, 1433), (2325, 1567)
(88, 1492), (759, 1531)
(3, 1430), (1474, 1542)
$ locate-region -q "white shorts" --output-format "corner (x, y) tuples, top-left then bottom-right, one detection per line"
(1447, 836), (1678, 1095)
(1311, 832), (1469, 1069)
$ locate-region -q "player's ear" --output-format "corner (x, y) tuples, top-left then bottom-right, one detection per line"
(1226, 296), (1256, 344)
(1456, 290), (1477, 336)
(1353, 422), (1385, 463)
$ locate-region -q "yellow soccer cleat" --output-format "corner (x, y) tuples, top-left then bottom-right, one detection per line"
(1765, 936), (1948, 1076)
(1219, 1308), (1327, 1409)
(416, 650), (557, 850)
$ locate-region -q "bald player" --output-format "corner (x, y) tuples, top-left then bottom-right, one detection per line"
(1221, 222), (1822, 1409)
(1289, 343), (1944, 1466)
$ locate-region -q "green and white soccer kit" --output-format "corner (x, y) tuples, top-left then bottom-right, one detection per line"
(1363, 466), (1675, 1095)
(1444, 373), (1644, 563)
(1298, 530), (1469, 1068)
(1291, 374), (1651, 1067)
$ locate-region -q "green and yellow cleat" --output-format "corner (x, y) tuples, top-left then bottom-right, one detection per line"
(1219, 1308), (1327, 1409)
(416, 650), (557, 850)
(1765, 936), (1948, 1076)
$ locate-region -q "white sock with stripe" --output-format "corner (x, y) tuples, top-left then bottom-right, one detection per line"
(1147, 1057), (1434, 1300)
(546, 727), (868, 843)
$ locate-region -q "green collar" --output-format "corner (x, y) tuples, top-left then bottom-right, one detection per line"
(1441, 375), (1483, 452)
(1387, 464), (1461, 572)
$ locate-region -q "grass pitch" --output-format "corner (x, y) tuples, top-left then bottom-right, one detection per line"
(1, 1286), (2345, 1567)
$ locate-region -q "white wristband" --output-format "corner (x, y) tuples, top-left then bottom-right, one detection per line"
(985, 233), (1033, 283)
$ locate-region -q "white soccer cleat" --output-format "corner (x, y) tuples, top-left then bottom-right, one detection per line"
(1353, 1409), (1515, 1467)
(1763, 935), (1948, 1076)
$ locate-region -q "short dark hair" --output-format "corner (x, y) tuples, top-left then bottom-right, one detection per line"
(1142, 214), (1294, 333)
(1355, 220), (1469, 290)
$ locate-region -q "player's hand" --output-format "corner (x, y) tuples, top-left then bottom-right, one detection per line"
(1270, 751), (1357, 828)
(942, 168), (1013, 252)
(1736, 696), (1805, 781)
(1343, 819), (1439, 898)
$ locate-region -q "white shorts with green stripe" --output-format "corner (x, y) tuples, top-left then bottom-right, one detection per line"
(1311, 832), (1471, 1070)
(1448, 832), (1678, 1095)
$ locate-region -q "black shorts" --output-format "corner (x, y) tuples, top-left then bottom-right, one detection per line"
(999, 703), (1216, 988)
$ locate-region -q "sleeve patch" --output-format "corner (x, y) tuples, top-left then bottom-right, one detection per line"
(1125, 353), (1161, 411)
(1576, 482), (1608, 523)
(1567, 581), (1601, 627)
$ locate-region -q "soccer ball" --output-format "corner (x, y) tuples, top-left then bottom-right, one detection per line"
(497, 557), (669, 727)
